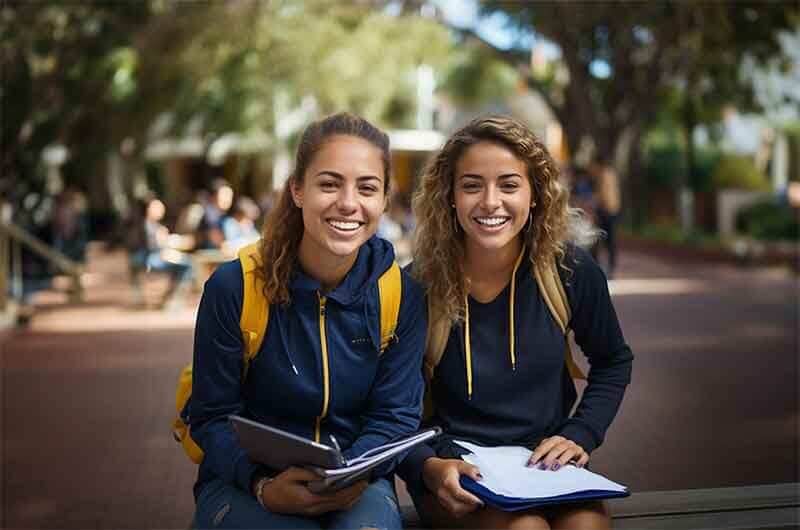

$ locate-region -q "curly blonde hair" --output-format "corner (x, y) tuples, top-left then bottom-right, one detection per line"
(412, 115), (596, 324)
(257, 113), (391, 304)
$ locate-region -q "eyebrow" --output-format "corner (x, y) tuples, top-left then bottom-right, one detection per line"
(459, 173), (524, 181)
(316, 171), (383, 183)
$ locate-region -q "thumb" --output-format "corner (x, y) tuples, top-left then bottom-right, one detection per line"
(458, 461), (483, 480)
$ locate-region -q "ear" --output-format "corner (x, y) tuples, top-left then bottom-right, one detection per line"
(289, 176), (303, 208)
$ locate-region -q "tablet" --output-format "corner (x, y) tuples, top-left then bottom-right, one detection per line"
(229, 415), (344, 471)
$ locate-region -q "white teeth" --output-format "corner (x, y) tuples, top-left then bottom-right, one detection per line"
(475, 217), (508, 226)
(329, 220), (361, 231)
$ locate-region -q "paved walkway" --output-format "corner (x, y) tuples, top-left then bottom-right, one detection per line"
(2, 243), (797, 528)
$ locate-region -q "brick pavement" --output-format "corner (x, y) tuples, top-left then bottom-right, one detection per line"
(2, 243), (797, 529)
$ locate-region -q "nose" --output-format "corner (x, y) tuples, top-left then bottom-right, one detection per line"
(336, 184), (358, 212)
(480, 184), (501, 211)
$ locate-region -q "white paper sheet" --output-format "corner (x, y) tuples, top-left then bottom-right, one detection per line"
(454, 440), (627, 499)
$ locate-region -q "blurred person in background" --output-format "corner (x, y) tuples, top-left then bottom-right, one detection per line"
(129, 195), (193, 310)
(175, 190), (209, 246)
(221, 196), (261, 251)
(197, 178), (234, 249)
(52, 186), (89, 264)
(589, 155), (621, 279)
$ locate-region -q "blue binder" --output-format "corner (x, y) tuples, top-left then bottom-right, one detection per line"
(460, 476), (630, 511)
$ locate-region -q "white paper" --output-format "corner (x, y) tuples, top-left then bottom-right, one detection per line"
(454, 440), (627, 499)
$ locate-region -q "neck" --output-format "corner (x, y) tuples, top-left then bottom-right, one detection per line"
(463, 237), (523, 282)
(297, 238), (358, 292)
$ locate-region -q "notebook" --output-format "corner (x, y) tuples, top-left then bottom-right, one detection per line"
(229, 415), (440, 492)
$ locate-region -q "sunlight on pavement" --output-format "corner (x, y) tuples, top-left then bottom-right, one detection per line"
(609, 278), (706, 296)
(28, 306), (197, 333)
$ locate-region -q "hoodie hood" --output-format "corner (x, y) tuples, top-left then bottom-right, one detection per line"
(290, 236), (396, 306)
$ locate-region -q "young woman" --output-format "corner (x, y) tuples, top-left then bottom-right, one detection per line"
(398, 115), (633, 529)
(191, 113), (427, 529)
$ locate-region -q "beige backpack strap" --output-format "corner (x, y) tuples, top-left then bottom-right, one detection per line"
(423, 298), (451, 382)
(238, 242), (269, 378)
(534, 260), (586, 380)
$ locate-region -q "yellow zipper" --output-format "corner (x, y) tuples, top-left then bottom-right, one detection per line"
(314, 293), (330, 443)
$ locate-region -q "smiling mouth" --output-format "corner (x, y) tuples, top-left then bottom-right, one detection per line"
(473, 216), (510, 228)
(327, 219), (365, 232)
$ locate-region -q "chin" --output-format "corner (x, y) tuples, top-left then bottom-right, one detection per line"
(322, 239), (367, 259)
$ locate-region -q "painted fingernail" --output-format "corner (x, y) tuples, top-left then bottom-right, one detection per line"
(538, 462), (547, 470)
(552, 463), (560, 471)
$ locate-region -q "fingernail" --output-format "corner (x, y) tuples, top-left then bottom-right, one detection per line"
(476, 473), (483, 479)
(552, 463), (560, 471)
(538, 463), (547, 470)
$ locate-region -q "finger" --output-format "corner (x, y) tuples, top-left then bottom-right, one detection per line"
(439, 489), (477, 517)
(529, 436), (565, 465)
(541, 442), (574, 470)
(456, 461), (483, 481)
(576, 451), (591, 468)
(556, 447), (582, 469)
(443, 475), (483, 507)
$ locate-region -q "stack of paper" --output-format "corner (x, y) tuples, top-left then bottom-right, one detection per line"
(454, 440), (629, 510)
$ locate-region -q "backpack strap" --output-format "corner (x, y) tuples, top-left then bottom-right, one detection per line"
(534, 260), (586, 380)
(377, 261), (402, 354)
(238, 242), (269, 377)
(423, 301), (450, 382)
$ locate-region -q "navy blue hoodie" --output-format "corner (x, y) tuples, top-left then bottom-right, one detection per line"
(190, 237), (427, 495)
(397, 245), (633, 494)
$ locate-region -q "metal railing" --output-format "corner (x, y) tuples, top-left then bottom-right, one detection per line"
(0, 220), (84, 317)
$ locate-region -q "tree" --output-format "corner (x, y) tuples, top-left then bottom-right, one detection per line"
(2, 0), (452, 226)
(464, 2), (797, 226)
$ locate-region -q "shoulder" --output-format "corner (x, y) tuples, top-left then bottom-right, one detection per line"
(399, 264), (425, 302)
(557, 244), (608, 304)
(202, 259), (245, 309)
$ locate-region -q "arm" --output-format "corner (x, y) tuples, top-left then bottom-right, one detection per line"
(340, 273), (427, 475)
(188, 261), (260, 492)
(558, 246), (633, 453)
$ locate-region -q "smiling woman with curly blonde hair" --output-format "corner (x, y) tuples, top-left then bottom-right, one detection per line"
(397, 115), (633, 530)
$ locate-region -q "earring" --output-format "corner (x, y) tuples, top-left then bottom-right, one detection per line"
(524, 208), (534, 233)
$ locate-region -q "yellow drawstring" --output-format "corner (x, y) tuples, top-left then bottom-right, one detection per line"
(464, 294), (473, 399)
(463, 246), (527, 399)
(508, 248), (525, 371)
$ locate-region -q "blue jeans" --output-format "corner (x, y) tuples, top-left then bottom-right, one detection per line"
(194, 477), (402, 530)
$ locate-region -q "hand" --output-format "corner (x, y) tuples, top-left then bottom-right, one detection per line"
(261, 467), (368, 516)
(528, 436), (589, 471)
(422, 457), (484, 517)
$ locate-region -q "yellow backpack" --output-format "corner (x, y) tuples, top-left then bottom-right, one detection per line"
(422, 258), (585, 417)
(172, 241), (403, 464)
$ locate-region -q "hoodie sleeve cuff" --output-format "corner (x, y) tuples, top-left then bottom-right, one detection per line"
(396, 444), (437, 495)
(558, 422), (599, 454)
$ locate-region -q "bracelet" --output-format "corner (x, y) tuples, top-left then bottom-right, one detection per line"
(253, 475), (274, 509)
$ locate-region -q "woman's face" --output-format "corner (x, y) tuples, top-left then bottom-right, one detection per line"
(453, 141), (533, 254)
(291, 134), (387, 263)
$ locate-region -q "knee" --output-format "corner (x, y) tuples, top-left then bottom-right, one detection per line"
(550, 502), (610, 530)
(507, 514), (550, 530)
